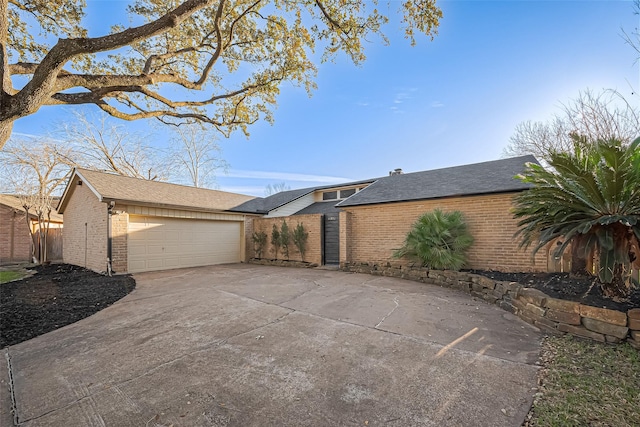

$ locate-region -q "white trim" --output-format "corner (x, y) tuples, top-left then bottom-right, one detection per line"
(58, 168), (103, 214)
(74, 170), (103, 201)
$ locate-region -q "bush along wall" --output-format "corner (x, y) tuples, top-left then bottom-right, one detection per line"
(341, 261), (640, 348)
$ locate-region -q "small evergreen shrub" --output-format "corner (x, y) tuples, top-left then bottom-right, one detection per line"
(293, 223), (309, 261)
(394, 209), (473, 271)
(251, 230), (267, 258)
(271, 224), (281, 259)
(280, 220), (291, 260)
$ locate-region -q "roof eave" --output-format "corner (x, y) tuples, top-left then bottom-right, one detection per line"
(102, 198), (247, 215)
(338, 188), (531, 208)
(57, 168), (103, 214)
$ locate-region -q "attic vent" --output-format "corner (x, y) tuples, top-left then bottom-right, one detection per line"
(78, 180), (83, 186)
(389, 168), (403, 176)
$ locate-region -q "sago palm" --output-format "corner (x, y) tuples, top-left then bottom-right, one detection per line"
(513, 136), (640, 299)
(394, 209), (474, 271)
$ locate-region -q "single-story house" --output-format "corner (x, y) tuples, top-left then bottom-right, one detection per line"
(57, 168), (254, 274)
(231, 155), (549, 272)
(0, 194), (64, 264)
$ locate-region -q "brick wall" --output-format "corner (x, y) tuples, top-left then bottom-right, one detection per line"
(0, 205), (32, 264)
(341, 192), (548, 272)
(244, 216), (254, 262)
(63, 182), (108, 272)
(249, 215), (322, 265)
(111, 207), (128, 273)
(339, 210), (352, 265)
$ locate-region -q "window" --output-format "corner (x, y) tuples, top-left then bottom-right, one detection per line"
(339, 188), (356, 198)
(323, 191), (338, 200)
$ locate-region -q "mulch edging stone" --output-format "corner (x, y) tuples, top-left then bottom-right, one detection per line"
(340, 261), (640, 348)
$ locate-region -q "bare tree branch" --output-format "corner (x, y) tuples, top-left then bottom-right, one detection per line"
(503, 89), (640, 163)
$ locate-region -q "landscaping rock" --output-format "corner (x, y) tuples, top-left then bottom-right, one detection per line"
(544, 297), (580, 314)
(545, 309), (581, 326)
(534, 319), (562, 336)
(582, 317), (629, 339)
(524, 303), (546, 317)
(498, 300), (516, 314)
(628, 308), (640, 320)
(579, 305), (627, 326)
(557, 323), (605, 342)
(518, 288), (547, 307)
(628, 309), (640, 330)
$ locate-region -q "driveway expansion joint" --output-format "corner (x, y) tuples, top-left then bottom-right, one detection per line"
(4, 349), (18, 426)
(375, 296), (400, 328)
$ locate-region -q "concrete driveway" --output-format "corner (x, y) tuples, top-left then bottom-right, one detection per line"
(2, 264), (541, 427)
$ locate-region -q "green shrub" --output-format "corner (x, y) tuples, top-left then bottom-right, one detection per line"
(292, 223), (309, 261)
(271, 224), (281, 259)
(394, 209), (473, 270)
(280, 220), (291, 260)
(251, 230), (267, 258)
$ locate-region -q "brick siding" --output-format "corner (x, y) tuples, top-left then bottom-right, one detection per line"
(63, 182), (108, 272)
(249, 215), (322, 265)
(0, 205), (32, 264)
(111, 208), (128, 273)
(340, 193), (548, 272)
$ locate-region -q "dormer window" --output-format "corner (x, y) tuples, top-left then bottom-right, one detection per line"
(322, 191), (338, 200)
(321, 187), (361, 201)
(339, 189), (355, 198)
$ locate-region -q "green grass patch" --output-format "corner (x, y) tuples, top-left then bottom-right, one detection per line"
(526, 335), (640, 426)
(0, 271), (26, 284)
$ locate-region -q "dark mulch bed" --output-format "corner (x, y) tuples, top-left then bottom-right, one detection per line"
(465, 269), (640, 312)
(1, 264), (135, 348)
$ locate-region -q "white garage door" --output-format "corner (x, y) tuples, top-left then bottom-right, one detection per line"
(128, 215), (242, 273)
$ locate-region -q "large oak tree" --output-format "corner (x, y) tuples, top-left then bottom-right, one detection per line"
(1, 0), (442, 148)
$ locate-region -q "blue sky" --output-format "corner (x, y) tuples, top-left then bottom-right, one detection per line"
(9, 0), (639, 196)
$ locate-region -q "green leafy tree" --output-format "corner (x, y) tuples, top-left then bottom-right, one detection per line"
(271, 223), (281, 260)
(280, 220), (291, 260)
(251, 230), (267, 258)
(1, 0), (443, 148)
(513, 136), (640, 299)
(394, 209), (474, 271)
(293, 222), (309, 261)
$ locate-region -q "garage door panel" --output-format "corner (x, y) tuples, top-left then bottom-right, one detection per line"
(128, 215), (242, 273)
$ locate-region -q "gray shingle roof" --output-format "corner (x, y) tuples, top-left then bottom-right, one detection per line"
(58, 168), (255, 214)
(293, 201), (342, 216)
(337, 155), (538, 207)
(229, 178), (375, 214)
(0, 194), (64, 222)
(229, 187), (314, 214)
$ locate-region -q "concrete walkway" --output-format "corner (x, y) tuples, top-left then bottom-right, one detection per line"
(2, 264), (541, 426)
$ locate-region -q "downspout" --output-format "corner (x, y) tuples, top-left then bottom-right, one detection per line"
(107, 201), (114, 276)
(9, 211), (15, 262)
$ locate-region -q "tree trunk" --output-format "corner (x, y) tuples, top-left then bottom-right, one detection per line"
(0, 112), (13, 149)
(601, 263), (630, 300)
(570, 235), (590, 276)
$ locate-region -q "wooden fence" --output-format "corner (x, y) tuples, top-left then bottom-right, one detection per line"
(33, 228), (63, 261)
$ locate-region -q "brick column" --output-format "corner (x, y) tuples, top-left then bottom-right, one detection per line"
(339, 210), (351, 266)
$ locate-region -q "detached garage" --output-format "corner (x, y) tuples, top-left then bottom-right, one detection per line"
(58, 168), (254, 274)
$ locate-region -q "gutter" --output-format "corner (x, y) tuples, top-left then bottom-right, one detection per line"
(107, 202), (114, 276)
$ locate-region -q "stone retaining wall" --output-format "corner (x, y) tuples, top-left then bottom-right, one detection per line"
(341, 261), (640, 348)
